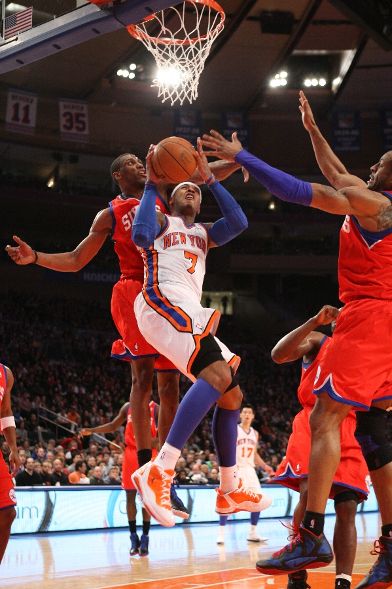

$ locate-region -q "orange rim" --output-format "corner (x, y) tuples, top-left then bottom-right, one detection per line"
(127, 0), (225, 46)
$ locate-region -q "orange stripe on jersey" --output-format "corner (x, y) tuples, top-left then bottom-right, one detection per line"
(142, 248), (193, 333)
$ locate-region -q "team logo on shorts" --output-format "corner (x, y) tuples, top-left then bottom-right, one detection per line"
(314, 365), (321, 386)
(9, 488), (17, 504)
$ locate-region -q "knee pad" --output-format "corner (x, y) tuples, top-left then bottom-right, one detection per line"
(190, 334), (224, 378)
(334, 489), (361, 508)
(355, 407), (392, 471)
(224, 370), (239, 393)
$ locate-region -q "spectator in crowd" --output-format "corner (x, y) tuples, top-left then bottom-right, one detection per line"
(105, 466), (121, 485)
(50, 458), (69, 486)
(208, 468), (220, 484)
(15, 457), (42, 486)
(68, 460), (90, 485)
(41, 460), (53, 485)
(89, 466), (105, 485)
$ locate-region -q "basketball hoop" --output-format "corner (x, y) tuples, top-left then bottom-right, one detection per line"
(127, 0), (225, 106)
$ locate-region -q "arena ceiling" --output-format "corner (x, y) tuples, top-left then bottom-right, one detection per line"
(0, 0), (391, 168)
(1, 0), (391, 112)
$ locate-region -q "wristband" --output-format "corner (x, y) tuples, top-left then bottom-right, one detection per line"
(0, 416), (16, 430)
(32, 250), (38, 264)
(206, 175), (216, 186)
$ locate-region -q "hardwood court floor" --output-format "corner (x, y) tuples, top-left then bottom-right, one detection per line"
(1, 513), (381, 589)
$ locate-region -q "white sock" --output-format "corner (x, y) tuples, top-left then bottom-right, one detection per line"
(336, 574), (352, 583)
(218, 525), (226, 535)
(155, 442), (181, 471)
(219, 466), (239, 493)
(250, 525), (257, 533)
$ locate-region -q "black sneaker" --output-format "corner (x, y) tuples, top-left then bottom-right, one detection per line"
(170, 485), (190, 519)
(130, 532), (140, 556)
(335, 578), (350, 588)
(288, 570), (311, 588)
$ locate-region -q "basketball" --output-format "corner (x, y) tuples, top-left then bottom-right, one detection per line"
(151, 137), (198, 183)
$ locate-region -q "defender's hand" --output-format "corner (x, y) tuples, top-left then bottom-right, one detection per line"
(196, 137), (213, 183)
(202, 130), (243, 162)
(5, 235), (36, 265)
(299, 91), (317, 133)
(9, 449), (21, 475)
(314, 305), (339, 326)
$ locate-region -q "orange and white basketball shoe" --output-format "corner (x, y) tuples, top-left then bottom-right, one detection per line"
(216, 480), (273, 515)
(131, 461), (175, 527)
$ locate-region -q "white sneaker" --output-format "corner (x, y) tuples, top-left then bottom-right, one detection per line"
(216, 524), (226, 545)
(131, 461), (175, 527)
(247, 530), (268, 542)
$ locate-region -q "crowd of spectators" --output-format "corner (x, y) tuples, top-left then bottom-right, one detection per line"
(1, 292), (302, 487)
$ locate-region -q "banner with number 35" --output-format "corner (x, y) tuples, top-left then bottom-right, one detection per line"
(59, 99), (89, 142)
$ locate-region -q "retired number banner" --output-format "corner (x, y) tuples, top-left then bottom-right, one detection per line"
(5, 90), (37, 135)
(59, 100), (89, 142)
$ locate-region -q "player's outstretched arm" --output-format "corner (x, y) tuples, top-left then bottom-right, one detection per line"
(195, 138), (248, 248)
(80, 403), (129, 436)
(1, 367), (21, 475)
(5, 209), (112, 272)
(132, 146), (166, 248)
(299, 91), (366, 190)
(203, 130), (391, 222)
(271, 305), (339, 364)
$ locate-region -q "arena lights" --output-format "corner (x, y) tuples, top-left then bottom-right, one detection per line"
(269, 71), (288, 88)
(116, 65), (139, 79)
(303, 77), (328, 88)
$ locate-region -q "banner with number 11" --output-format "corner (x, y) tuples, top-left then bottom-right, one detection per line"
(6, 89), (37, 135)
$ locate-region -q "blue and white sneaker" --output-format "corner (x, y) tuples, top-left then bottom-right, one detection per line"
(139, 534), (149, 557)
(130, 532), (140, 556)
(256, 526), (333, 575)
(355, 536), (392, 588)
(170, 485), (190, 520)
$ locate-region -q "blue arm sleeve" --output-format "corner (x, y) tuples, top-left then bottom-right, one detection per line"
(235, 149), (313, 206)
(132, 182), (162, 248)
(208, 180), (248, 246)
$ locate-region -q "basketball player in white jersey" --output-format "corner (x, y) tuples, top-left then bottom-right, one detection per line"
(217, 404), (275, 544)
(130, 140), (272, 527)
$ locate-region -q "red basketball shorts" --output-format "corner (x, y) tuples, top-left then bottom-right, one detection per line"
(122, 445), (157, 491)
(0, 452), (16, 509)
(313, 299), (392, 410)
(110, 278), (176, 371)
(275, 407), (369, 500)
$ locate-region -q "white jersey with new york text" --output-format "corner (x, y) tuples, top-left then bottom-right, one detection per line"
(236, 425), (258, 468)
(141, 215), (208, 304)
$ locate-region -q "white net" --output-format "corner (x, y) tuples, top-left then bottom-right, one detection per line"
(127, 1), (225, 106)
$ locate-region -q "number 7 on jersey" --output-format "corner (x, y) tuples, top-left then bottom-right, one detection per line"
(184, 251), (198, 274)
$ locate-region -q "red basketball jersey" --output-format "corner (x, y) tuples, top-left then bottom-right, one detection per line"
(109, 193), (169, 280)
(297, 337), (331, 408)
(338, 192), (392, 303)
(124, 400), (158, 450)
(0, 364), (6, 413)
